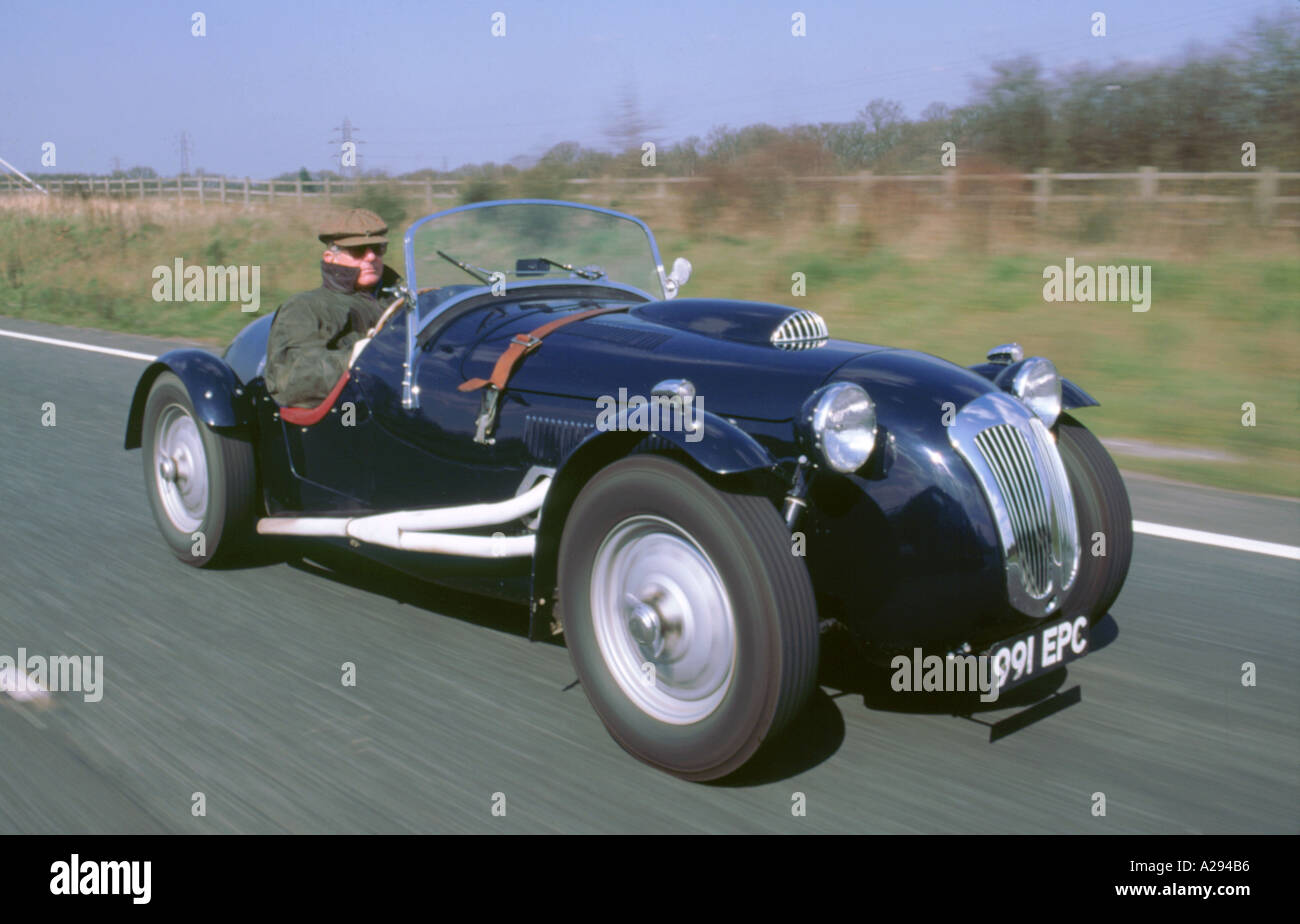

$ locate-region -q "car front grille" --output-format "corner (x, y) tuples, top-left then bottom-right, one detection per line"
(974, 424), (1057, 597)
(948, 393), (1080, 618)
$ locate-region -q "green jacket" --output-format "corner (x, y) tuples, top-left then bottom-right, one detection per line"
(265, 262), (402, 408)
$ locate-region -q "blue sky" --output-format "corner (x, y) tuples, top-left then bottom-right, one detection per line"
(0, 0), (1287, 176)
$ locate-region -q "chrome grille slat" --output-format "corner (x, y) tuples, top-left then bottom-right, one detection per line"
(949, 393), (1081, 618)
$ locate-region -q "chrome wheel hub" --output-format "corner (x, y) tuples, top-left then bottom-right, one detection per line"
(153, 405), (209, 534)
(626, 595), (665, 652)
(591, 515), (736, 725)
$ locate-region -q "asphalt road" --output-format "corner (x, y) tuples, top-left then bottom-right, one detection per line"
(1, 317), (1296, 833)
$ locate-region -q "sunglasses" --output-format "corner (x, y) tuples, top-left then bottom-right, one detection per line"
(339, 243), (387, 258)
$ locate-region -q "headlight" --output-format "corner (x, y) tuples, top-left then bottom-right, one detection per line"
(799, 382), (877, 473)
(1010, 357), (1062, 428)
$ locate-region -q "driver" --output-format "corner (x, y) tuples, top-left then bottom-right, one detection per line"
(265, 208), (403, 408)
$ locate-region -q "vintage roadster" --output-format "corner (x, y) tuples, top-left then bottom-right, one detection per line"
(125, 200), (1131, 780)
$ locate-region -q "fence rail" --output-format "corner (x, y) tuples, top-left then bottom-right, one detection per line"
(3, 169), (1297, 225)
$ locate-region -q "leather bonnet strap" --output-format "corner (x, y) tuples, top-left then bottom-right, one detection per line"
(457, 305), (630, 393)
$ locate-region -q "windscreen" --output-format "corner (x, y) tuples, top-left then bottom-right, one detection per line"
(407, 202), (665, 307)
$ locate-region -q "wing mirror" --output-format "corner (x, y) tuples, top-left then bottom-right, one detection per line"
(664, 257), (692, 298)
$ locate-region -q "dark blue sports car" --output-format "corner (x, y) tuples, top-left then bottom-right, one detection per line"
(125, 200), (1132, 780)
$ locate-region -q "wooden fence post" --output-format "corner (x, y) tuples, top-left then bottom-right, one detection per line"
(425, 180), (433, 211)
(296, 177), (303, 201)
(219, 175), (226, 204)
(198, 175), (205, 206)
(325, 176), (332, 203)
(1033, 167), (1052, 224)
(268, 179), (275, 202)
(1137, 166), (1158, 200)
(1256, 166), (1278, 226)
(243, 177), (250, 207)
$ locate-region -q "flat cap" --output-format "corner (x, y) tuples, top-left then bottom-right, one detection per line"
(319, 207), (388, 247)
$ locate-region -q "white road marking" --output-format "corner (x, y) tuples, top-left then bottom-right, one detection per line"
(0, 328), (156, 362)
(1134, 521), (1300, 561)
(3, 326), (1297, 562)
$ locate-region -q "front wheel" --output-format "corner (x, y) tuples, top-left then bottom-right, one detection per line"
(1056, 414), (1132, 624)
(557, 455), (819, 781)
(141, 372), (257, 566)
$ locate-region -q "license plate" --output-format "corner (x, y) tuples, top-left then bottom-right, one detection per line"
(984, 615), (1090, 693)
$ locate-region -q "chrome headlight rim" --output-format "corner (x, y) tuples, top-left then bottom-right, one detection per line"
(798, 382), (878, 474)
(1008, 357), (1062, 429)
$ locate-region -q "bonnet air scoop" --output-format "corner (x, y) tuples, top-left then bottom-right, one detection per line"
(632, 298), (829, 349)
(770, 309), (829, 349)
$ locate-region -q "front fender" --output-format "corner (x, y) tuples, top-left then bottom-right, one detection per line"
(527, 411), (779, 639)
(124, 349), (254, 449)
(967, 362), (1100, 410)
(1059, 378), (1100, 410)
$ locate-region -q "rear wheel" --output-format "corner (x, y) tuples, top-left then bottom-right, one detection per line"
(558, 455), (819, 781)
(1056, 414), (1132, 624)
(141, 372), (256, 567)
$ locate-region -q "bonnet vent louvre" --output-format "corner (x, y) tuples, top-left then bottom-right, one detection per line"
(770, 310), (829, 350)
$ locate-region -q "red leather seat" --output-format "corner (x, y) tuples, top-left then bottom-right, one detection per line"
(280, 371), (350, 426)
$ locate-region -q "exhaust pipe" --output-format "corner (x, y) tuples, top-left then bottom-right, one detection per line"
(257, 478), (549, 558)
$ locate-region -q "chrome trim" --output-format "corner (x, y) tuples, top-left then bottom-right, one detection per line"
(663, 257), (692, 298)
(771, 309), (829, 349)
(986, 343), (1023, 364)
(948, 392), (1080, 618)
(400, 283), (418, 409)
(798, 382), (877, 473)
(651, 378), (695, 401)
(1009, 356), (1062, 428)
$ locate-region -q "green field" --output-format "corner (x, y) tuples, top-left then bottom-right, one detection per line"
(2, 195), (1296, 496)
